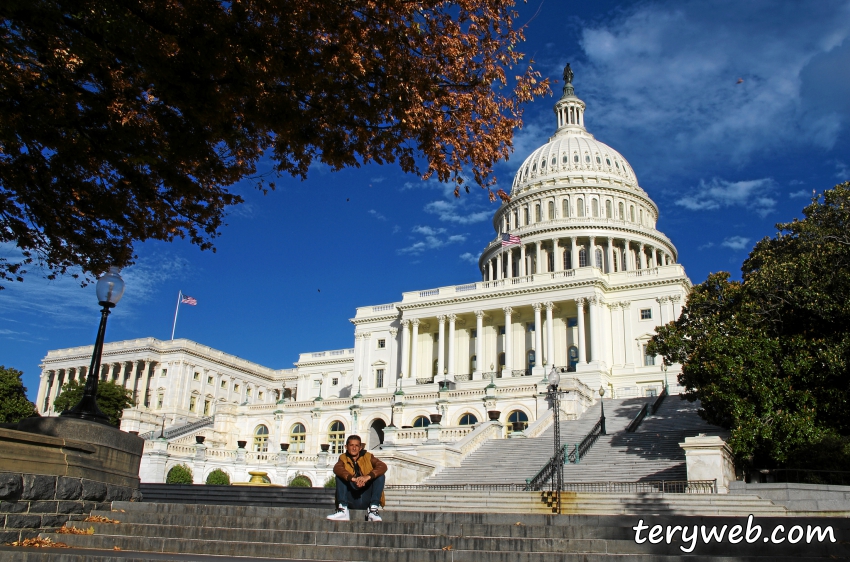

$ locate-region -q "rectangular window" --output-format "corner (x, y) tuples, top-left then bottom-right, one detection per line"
(643, 345), (656, 366)
(535, 205), (541, 222)
(375, 369), (384, 388)
(160, 369), (167, 377)
(527, 322), (535, 332)
(258, 391), (264, 400)
(189, 396), (197, 412)
(499, 326), (505, 336)
(377, 339), (386, 349)
(203, 400), (210, 415)
(193, 372), (199, 381)
(471, 329), (477, 338)
(332, 377), (339, 386)
(156, 395), (163, 409)
(234, 384), (240, 393)
(640, 308), (652, 320)
(567, 318), (578, 328)
(207, 375), (213, 384)
(221, 380), (227, 389)
(246, 387), (252, 397)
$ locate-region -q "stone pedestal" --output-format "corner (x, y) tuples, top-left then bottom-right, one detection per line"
(679, 434), (736, 493)
(425, 424), (442, 444)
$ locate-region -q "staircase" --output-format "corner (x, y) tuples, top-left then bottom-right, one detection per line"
(3, 500), (846, 561)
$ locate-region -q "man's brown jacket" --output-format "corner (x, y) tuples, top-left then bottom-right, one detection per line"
(333, 451), (387, 507)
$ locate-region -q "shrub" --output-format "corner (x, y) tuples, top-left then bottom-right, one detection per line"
(289, 475), (312, 487)
(323, 476), (336, 488)
(205, 469), (230, 486)
(166, 464), (193, 484)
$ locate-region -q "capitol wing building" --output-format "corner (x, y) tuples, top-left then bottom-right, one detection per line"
(35, 73), (690, 486)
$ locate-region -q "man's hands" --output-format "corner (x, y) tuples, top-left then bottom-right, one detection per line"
(351, 475), (371, 488)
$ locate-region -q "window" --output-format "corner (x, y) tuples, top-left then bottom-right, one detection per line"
(640, 209), (644, 225)
(527, 350), (536, 369)
(377, 339), (386, 349)
(207, 376), (213, 384)
(562, 199), (570, 217)
(527, 322), (535, 332)
(564, 251), (572, 270)
(413, 416), (430, 428)
(471, 329), (477, 338)
(193, 372), (199, 381)
(643, 345), (656, 366)
(595, 248), (603, 269)
(567, 318), (578, 328)
(585, 154), (590, 163)
(161, 369), (167, 377)
(332, 378), (338, 386)
(592, 199), (599, 217)
(258, 391), (264, 400)
(548, 201), (554, 220)
(329, 421), (346, 454)
(246, 387), (252, 397)
(640, 308), (652, 320)
(499, 326), (505, 335)
(470, 355), (477, 371)
(535, 204), (541, 222)
(156, 395), (163, 409)
(523, 207), (529, 225)
(498, 352), (506, 367)
(578, 248), (587, 267)
(375, 368), (384, 388)
(577, 198), (585, 217)
(459, 413), (478, 425)
(573, 154), (579, 163)
(290, 423), (307, 453)
(630, 205), (635, 222)
(605, 200), (612, 218)
(596, 156), (601, 164)
(253, 425), (269, 452)
(613, 251), (619, 272)
(547, 250), (554, 272)
(234, 384), (240, 393)
(203, 400), (210, 415)
(606, 157), (611, 165)
(221, 380), (227, 389)
(562, 154), (568, 164)
(189, 396), (197, 412)
(618, 202), (624, 219)
(513, 210), (518, 227)
(508, 410), (529, 432)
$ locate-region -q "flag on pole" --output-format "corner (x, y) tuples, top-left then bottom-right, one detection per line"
(171, 290), (197, 340)
(501, 233), (521, 247)
(181, 295), (198, 306)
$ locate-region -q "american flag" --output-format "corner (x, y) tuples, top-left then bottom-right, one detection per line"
(181, 295), (198, 306)
(501, 233), (521, 247)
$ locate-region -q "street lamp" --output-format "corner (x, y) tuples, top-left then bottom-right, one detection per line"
(598, 385), (606, 435)
(547, 365), (563, 505)
(61, 267), (125, 425)
(441, 367), (448, 390)
(661, 360), (669, 393)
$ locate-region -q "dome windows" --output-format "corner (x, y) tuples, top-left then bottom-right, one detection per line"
(548, 201), (554, 220)
(551, 157), (556, 167)
(596, 156), (601, 164)
(615, 161), (620, 169)
(573, 154), (579, 163)
(606, 158), (611, 166)
(585, 154), (591, 163)
(577, 198), (585, 217)
(605, 200), (612, 218)
(541, 159), (546, 170)
(618, 202), (624, 219)
(591, 199), (599, 218)
(562, 154), (568, 164)
(562, 198), (570, 218)
(532, 162), (537, 172)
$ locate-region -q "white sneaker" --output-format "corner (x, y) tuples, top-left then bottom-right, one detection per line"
(366, 505), (382, 522)
(327, 505), (349, 521)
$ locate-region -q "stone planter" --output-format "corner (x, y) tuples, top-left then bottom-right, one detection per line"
(237, 440), (247, 449)
(512, 421), (525, 432)
(320, 443), (330, 452)
(195, 435), (206, 444)
(487, 410), (501, 421)
(279, 443), (289, 451)
(429, 414), (442, 424)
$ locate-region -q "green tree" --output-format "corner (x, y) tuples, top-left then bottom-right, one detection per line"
(0, 365), (37, 423)
(205, 468), (230, 486)
(650, 182), (850, 468)
(288, 475), (312, 487)
(1, 0), (550, 288)
(52, 379), (134, 427)
(166, 464), (193, 484)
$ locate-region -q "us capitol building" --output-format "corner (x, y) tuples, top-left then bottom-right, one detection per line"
(34, 71), (690, 486)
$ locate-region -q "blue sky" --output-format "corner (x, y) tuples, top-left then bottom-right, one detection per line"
(3, 0), (850, 400)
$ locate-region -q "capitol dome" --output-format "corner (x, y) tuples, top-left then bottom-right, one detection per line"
(479, 65), (677, 278)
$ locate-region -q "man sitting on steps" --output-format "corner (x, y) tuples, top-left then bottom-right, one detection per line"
(327, 434), (387, 522)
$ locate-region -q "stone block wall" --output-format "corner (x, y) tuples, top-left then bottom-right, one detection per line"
(0, 471), (141, 543)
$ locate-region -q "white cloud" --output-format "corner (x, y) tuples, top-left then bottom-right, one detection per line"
(370, 176), (386, 183)
(411, 225), (445, 236)
(398, 226), (466, 255)
(789, 189), (811, 199)
(698, 242), (715, 250)
(835, 160), (850, 179)
(722, 236), (751, 251)
(368, 209), (387, 221)
(675, 178), (776, 217)
(575, 0), (850, 178)
(459, 252), (479, 264)
(424, 200), (492, 224)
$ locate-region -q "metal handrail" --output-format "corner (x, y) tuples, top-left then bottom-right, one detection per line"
(525, 443), (568, 491)
(650, 386), (668, 414)
(626, 404), (648, 433)
(569, 417), (603, 463)
(392, 480), (717, 494)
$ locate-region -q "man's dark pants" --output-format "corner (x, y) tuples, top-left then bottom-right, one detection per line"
(335, 475), (385, 509)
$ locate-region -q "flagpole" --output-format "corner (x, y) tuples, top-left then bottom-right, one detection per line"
(171, 291), (182, 340)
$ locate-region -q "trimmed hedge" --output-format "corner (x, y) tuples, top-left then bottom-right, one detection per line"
(166, 464), (193, 484)
(206, 469), (231, 486)
(289, 475), (312, 487)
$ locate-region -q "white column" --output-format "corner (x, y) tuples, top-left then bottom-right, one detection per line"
(503, 307), (513, 375)
(400, 319), (410, 378)
(437, 315), (446, 378)
(622, 241), (630, 271)
(670, 295), (682, 320)
(410, 319), (420, 380)
(622, 302), (634, 366)
(496, 253), (503, 280)
(520, 244), (526, 277)
(589, 236), (596, 268)
(639, 243), (647, 269)
(570, 237), (578, 270)
(545, 302), (555, 368)
(474, 311), (484, 377)
(487, 260), (493, 281)
(48, 370), (63, 412)
(610, 304), (623, 366)
(588, 297), (599, 362)
(535, 241), (542, 274)
(35, 370), (49, 414)
(506, 249), (513, 278)
(447, 314), (457, 381)
(656, 296), (667, 325)
(552, 239), (561, 272)
(139, 362), (152, 408)
(650, 246), (657, 268)
(533, 303), (543, 361)
(607, 238), (614, 273)
(576, 299), (587, 364)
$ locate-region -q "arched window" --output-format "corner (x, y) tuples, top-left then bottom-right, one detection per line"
(523, 207), (529, 225)
(328, 421), (346, 454)
(578, 248), (587, 268)
(595, 248), (604, 269)
(290, 423), (306, 453)
(562, 199), (570, 218)
(253, 424), (269, 452)
(562, 154), (568, 164)
(564, 251), (572, 270)
(508, 410), (529, 433)
(640, 209), (644, 225)
(585, 154), (590, 163)
(535, 204), (541, 222)
(613, 251), (619, 272)
(592, 199), (599, 218)
(596, 155), (601, 164)
(618, 202), (624, 219)
(622, 249), (629, 271)
(605, 200), (612, 218)
(577, 199), (585, 217)
(573, 154), (579, 163)
(630, 205), (635, 222)
(413, 416), (430, 428)
(548, 201), (554, 220)
(459, 413), (478, 425)
(513, 210), (518, 228)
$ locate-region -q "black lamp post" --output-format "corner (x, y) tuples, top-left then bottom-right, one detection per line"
(598, 385), (606, 435)
(548, 366), (562, 499)
(61, 267), (126, 425)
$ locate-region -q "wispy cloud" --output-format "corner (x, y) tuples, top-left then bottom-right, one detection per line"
(368, 209), (387, 221)
(698, 242), (715, 250)
(398, 226), (467, 255)
(424, 200), (491, 224)
(722, 236), (751, 251)
(835, 160), (850, 180)
(370, 176), (386, 183)
(789, 189), (811, 199)
(459, 252), (479, 264)
(675, 178), (776, 217)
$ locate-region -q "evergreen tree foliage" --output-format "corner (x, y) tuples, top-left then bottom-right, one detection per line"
(650, 182), (850, 468)
(0, 365), (37, 423)
(205, 469), (230, 486)
(288, 475), (312, 487)
(166, 464), (193, 484)
(52, 379), (134, 427)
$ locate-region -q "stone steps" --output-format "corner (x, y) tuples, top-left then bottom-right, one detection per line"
(4, 501), (844, 561)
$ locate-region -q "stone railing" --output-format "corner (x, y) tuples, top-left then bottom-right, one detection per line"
(454, 421), (504, 458)
(139, 415), (214, 440)
(522, 408), (553, 439)
(206, 449), (237, 460)
(440, 427), (473, 441)
(393, 429), (427, 441)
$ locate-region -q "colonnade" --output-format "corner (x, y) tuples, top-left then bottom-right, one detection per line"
(37, 359), (158, 414)
(483, 236), (672, 281)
